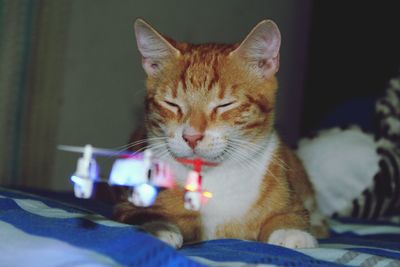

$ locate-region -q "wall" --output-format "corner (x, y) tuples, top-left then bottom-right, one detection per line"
(52, 0), (311, 190)
(302, 2), (400, 133)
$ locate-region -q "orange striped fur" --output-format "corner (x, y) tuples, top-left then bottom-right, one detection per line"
(114, 19), (328, 248)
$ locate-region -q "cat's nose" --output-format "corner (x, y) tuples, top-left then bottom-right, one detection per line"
(183, 133), (204, 149)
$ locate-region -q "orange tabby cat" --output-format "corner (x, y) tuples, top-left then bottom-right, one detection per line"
(114, 18), (329, 249)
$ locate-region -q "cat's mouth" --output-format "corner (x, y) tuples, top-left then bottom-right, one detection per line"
(164, 139), (228, 164)
(168, 149), (227, 164)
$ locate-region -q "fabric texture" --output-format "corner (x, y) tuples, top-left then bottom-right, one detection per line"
(1, 188), (400, 267)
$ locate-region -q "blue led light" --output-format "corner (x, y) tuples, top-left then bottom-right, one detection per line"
(109, 158), (149, 186)
(135, 183), (158, 206)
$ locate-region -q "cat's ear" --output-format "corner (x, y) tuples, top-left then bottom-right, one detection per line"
(134, 18), (180, 76)
(230, 20), (281, 79)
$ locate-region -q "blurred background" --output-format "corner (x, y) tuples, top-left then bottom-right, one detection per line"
(0, 0), (399, 191)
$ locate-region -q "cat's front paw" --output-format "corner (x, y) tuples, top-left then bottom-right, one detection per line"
(141, 221), (183, 249)
(154, 228), (183, 249)
(268, 229), (317, 249)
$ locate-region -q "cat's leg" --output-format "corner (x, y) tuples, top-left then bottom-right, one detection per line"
(303, 196), (330, 238)
(140, 221), (183, 249)
(113, 189), (202, 249)
(259, 211), (318, 249)
(113, 202), (184, 248)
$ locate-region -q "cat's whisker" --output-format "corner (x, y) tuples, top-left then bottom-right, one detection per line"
(157, 150), (172, 160)
(225, 144), (261, 171)
(229, 139), (273, 157)
(228, 153), (263, 178)
(124, 137), (168, 149)
(110, 137), (167, 151)
(227, 141), (262, 162)
(224, 147), (250, 170)
(246, 139), (290, 170)
(228, 139), (290, 171)
(147, 142), (169, 155)
(104, 137), (168, 159)
(225, 143), (281, 182)
(226, 143), (254, 164)
(133, 142), (168, 154)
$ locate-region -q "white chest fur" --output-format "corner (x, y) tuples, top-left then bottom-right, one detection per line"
(162, 133), (279, 239)
(200, 133), (279, 239)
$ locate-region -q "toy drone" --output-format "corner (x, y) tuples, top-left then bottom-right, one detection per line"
(58, 144), (216, 211)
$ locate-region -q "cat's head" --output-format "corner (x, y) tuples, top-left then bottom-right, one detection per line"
(134, 19), (281, 163)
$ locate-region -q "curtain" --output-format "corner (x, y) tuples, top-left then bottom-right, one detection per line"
(0, 0), (71, 188)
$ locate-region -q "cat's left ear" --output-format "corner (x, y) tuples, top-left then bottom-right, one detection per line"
(230, 20), (281, 79)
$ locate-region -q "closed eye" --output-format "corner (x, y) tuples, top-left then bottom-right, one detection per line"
(216, 101), (236, 109)
(164, 100), (182, 112)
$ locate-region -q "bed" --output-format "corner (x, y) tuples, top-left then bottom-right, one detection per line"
(1, 187), (399, 267)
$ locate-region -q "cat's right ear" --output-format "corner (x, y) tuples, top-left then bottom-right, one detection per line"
(134, 19), (180, 76)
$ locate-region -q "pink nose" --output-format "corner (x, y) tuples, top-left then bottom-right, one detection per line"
(183, 133), (204, 149)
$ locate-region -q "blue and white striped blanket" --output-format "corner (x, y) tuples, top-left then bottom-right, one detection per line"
(1, 188), (399, 267)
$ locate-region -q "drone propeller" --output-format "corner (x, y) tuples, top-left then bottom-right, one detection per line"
(58, 145), (142, 159)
